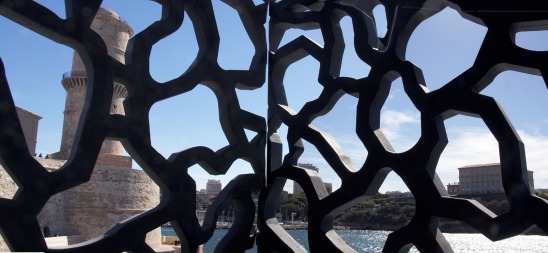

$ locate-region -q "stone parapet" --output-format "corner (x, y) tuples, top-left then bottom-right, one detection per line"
(61, 76), (87, 90)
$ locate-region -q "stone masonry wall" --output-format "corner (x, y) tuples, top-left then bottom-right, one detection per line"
(62, 165), (161, 247)
(1, 159), (161, 250)
(0, 165), (18, 251)
(0, 164), (18, 200)
(37, 192), (65, 237)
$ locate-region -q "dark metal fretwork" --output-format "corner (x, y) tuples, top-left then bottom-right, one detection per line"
(1, 0), (547, 252)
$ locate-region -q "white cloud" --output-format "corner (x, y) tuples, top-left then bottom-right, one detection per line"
(436, 127), (548, 189)
(387, 88), (402, 100)
(381, 110), (420, 129)
(436, 127), (499, 184)
(380, 109), (421, 151)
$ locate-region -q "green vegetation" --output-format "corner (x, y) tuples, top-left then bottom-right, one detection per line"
(537, 192), (548, 200)
(334, 194), (415, 230)
(278, 193), (309, 221)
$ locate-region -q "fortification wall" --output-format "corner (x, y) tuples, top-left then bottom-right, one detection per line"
(1, 159), (161, 250)
(62, 165), (161, 247)
(37, 192), (65, 237)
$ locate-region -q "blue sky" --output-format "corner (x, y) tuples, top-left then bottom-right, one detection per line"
(0, 1), (547, 194)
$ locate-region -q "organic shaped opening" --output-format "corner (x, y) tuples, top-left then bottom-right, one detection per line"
(243, 129), (255, 143)
(515, 30), (548, 51)
(379, 78), (421, 153)
(274, 124), (291, 161)
(438, 115), (511, 217)
(145, 225), (164, 251)
(481, 71), (548, 190)
(235, 87), (267, 142)
(0, 18), (71, 157)
(100, 0), (161, 35)
(373, 4), (388, 38)
(406, 7), (487, 90)
(189, 159), (255, 209)
(213, 1), (254, 70)
(277, 28), (324, 51)
(438, 115), (500, 194)
(283, 55), (322, 112)
(339, 16), (371, 79)
(377, 177), (416, 250)
(236, 86), (267, 117)
(149, 85), (228, 158)
(312, 94), (366, 169)
(150, 12), (198, 83)
(0, 166), (19, 200)
(34, 0), (66, 18)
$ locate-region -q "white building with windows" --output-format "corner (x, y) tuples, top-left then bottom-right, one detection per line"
(206, 179), (222, 197)
(456, 163), (534, 195)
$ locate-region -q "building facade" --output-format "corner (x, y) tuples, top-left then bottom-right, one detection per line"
(206, 179), (222, 197)
(456, 163), (534, 195)
(447, 182), (460, 196)
(15, 107), (42, 156)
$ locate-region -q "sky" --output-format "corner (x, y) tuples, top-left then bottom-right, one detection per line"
(0, 1), (547, 194)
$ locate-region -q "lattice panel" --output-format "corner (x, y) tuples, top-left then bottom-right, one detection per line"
(261, 0), (548, 252)
(0, 0), (546, 252)
(0, 0), (266, 252)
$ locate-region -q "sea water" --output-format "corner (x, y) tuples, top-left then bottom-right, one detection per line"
(162, 227), (548, 252)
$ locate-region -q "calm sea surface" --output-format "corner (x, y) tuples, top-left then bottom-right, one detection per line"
(162, 227), (548, 252)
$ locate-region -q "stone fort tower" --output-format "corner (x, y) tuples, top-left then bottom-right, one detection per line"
(35, 8), (160, 248)
(0, 8), (161, 250)
(49, 8), (132, 168)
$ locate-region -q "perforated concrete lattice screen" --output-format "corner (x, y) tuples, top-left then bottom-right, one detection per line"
(0, 0), (547, 252)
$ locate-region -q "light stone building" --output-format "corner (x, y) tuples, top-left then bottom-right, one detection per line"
(447, 182), (460, 196)
(15, 107), (42, 156)
(456, 163), (534, 195)
(206, 179), (222, 197)
(0, 8), (162, 251)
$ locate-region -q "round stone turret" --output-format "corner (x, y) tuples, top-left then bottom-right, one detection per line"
(52, 8), (133, 168)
